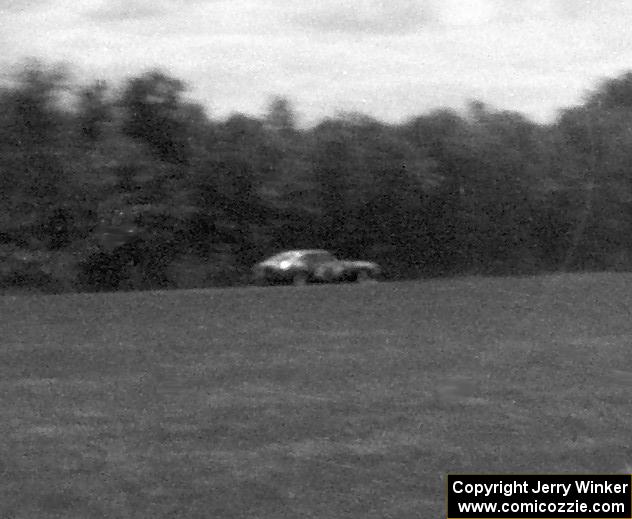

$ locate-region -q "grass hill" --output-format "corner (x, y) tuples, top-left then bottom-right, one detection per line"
(1, 273), (631, 517)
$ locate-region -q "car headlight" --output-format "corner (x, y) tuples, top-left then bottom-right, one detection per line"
(279, 260), (292, 270)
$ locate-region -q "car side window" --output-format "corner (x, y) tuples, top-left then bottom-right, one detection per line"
(304, 253), (334, 266)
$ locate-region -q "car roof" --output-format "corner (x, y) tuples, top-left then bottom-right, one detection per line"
(293, 249), (330, 255)
(268, 249), (331, 260)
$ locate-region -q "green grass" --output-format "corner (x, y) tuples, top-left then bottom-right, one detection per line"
(2, 272), (632, 518)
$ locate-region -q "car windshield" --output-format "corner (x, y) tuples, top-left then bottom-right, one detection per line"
(268, 251), (302, 262)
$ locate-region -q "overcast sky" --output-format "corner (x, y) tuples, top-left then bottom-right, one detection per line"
(2, 0), (632, 125)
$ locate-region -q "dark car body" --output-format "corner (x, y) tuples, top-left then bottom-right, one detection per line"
(252, 249), (381, 285)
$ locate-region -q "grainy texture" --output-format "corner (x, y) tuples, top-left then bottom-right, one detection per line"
(1, 273), (631, 518)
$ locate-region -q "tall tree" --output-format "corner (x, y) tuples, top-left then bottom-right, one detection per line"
(121, 70), (190, 164)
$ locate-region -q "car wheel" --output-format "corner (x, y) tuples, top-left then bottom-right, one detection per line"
(356, 270), (371, 283)
(319, 268), (335, 284)
(293, 272), (308, 286)
(253, 277), (268, 286)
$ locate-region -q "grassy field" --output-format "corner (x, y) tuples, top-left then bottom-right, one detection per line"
(1, 273), (632, 518)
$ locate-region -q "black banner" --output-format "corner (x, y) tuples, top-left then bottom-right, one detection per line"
(447, 475), (631, 518)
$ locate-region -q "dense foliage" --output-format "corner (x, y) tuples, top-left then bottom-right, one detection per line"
(2, 61), (632, 293)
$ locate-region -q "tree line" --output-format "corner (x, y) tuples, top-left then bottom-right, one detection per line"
(2, 61), (632, 293)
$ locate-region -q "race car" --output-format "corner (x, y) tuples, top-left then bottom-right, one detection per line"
(252, 249), (381, 285)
